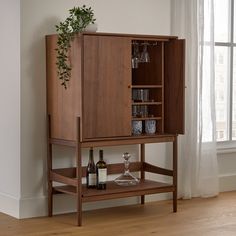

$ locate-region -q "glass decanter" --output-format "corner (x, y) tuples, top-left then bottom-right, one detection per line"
(114, 152), (140, 186)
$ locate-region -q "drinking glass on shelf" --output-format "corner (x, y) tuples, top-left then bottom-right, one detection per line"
(140, 105), (148, 117)
(142, 89), (149, 102)
(145, 120), (156, 134)
(132, 105), (148, 118)
(132, 105), (140, 117)
(134, 89), (149, 102)
(132, 120), (142, 135)
(132, 89), (137, 102)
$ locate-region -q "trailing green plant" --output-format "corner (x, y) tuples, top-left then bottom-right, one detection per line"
(55, 6), (96, 89)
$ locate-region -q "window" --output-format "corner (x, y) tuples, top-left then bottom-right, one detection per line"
(216, 130), (226, 141)
(214, 0), (236, 142)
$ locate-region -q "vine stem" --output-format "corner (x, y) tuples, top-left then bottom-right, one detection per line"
(55, 5), (96, 89)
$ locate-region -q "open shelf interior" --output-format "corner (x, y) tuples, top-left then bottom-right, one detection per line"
(131, 40), (164, 135)
(51, 159), (174, 203)
(132, 40), (163, 86)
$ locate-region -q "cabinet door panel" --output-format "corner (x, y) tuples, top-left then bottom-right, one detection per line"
(46, 35), (82, 141)
(83, 35), (131, 139)
(164, 39), (185, 134)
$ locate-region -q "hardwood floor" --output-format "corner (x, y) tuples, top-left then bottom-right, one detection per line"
(1, 191), (236, 236)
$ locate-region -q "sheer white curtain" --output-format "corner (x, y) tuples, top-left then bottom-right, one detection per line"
(171, 0), (219, 198)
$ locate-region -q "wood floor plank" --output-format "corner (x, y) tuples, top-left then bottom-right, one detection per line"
(1, 191), (236, 236)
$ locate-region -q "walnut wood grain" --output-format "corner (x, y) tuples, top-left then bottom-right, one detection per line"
(82, 32), (178, 40)
(49, 134), (176, 148)
(82, 180), (174, 202)
(143, 162), (173, 176)
(46, 35), (82, 141)
(52, 162), (142, 180)
(83, 35), (132, 139)
(47, 115), (53, 217)
(173, 136), (178, 212)
(49, 138), (76, 147)
(53, 185), (77, 195)
(131, 85), (163, 88)
(132, 117), (162, 121)
(81, 135), (175, 148)
(50, 170), (77, 186)
(76, 117), (82, 226)
(52, 180), (174, 202)
(140, 144), (145, 204)
(161, 42), (165, 133)
(52, 168), (76, 178)
(51, 159), (174, 185)
(164, 39), (185, 134)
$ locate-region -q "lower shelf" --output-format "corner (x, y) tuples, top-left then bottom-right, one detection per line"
(53, 179), (174, 203)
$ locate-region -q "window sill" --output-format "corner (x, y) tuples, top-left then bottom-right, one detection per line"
(217, 141), (236, 154)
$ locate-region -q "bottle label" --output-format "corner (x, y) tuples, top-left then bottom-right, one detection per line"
(88, 173), (96, 186)
(98, 168), (107, 183)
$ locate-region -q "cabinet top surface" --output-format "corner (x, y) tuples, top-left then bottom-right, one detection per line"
(46, 31), (179, 40)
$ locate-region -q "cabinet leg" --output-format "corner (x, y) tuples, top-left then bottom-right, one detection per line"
(173, 136), (178, 212)
(76, 117), (82, 226)
(76, 169), (82, 225)
(140, 144), (145, 205)
(77, 194), (82, 226)
(173, 191), (177, 212)
(48, 181), (53, 217)
(141, 195), (145, 204)
(47, 115), (53, 217)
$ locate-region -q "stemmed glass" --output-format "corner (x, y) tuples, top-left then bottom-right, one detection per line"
(140, 43), (150, 63)
(132, 42), (140, 69)
(114, 152), (140, 186)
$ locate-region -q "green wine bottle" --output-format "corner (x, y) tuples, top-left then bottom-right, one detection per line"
(96, 150), (107, 190)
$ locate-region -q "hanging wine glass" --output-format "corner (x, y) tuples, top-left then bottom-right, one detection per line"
(140, 42), (150, 63)
(114, 152), (140, 186)
(132, 42), (140, 68)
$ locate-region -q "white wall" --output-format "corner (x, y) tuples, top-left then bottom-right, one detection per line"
(218, 151), (236, 192)
(20, 0), (171, 218)
(0, 0), (21, 218)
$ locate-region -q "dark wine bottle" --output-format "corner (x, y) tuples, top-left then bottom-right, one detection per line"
(96, 150), (107, 190)
(86, 148), (96, 188)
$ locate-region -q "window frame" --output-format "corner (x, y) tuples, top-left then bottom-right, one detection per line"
(215, 0), (236, 151)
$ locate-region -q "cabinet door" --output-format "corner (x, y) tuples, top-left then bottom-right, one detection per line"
(164, 39), (185, 134)
(83, 35), (131, 139)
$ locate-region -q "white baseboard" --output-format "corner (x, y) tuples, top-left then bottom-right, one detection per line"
(219, 174), (236, 192)
(0, 192), (20, 218)
(19, 195), (47, 219)
(7, 177), (234, 220)
(17, 193), (171, 219)
(18, 194), (140, 218)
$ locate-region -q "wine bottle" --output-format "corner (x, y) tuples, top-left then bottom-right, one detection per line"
(86, 148), (96, 188)
(96, 150), (107, 190)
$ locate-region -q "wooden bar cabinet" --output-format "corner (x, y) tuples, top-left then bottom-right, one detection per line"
(46, 32), (185, 226)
